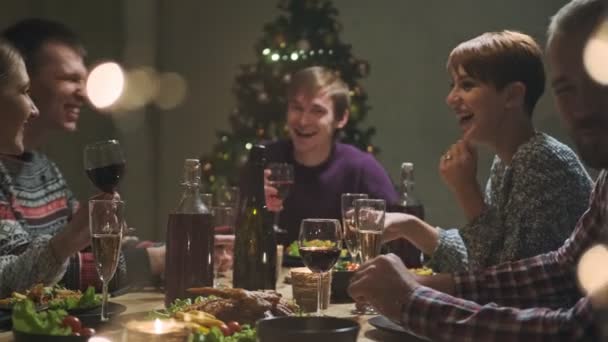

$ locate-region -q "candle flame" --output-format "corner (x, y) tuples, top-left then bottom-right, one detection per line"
(154, 318), (163, 334)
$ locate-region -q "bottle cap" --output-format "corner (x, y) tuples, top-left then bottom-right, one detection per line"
(183, 158), (201, 184)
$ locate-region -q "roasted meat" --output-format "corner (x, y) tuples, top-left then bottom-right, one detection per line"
(185, 287), (298, 324)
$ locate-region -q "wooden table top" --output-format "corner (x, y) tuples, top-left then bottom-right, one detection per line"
(0, 269), (427, 341)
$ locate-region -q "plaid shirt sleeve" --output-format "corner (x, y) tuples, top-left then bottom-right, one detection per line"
(402, 287), (594, 341)
(399, 171), (608, 341)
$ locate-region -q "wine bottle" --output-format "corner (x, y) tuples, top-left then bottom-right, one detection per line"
(165, 159), (214, 307)
(387, 162), (425, 268)
(233, 145), (277, 290)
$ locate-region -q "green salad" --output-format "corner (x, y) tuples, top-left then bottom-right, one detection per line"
(48, 286), (101, 311)
(12, 300), (71, 336)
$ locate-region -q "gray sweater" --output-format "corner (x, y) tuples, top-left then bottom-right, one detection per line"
(427, 132), (592, 272)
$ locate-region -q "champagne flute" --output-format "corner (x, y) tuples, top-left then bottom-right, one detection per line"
(341, 193), (368, 264)
(267, 163), (294, 234)
(354, 198), (386, 315)
(84, 140), (126, 193)
(89, 199), (125, 321)
(298, 219), (342, 316)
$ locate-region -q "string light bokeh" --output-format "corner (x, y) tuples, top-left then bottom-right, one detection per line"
(86, 61), (188, 112)
(583, 17), (608, 85)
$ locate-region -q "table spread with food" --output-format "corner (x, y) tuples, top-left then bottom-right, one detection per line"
(0, 264), (430, 342)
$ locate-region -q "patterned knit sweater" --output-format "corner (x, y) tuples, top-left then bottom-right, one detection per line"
(427, 132), (593, 272)
(0, 151), (149, 297)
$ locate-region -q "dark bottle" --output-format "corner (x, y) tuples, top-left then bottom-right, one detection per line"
(387, 162), (425, 268)
(165, 159), (214, 307)
(233, 145), (277, 290)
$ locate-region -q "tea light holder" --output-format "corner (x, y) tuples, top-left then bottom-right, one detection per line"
(290, 267), (332, 312)
(124, 318), (189, 342)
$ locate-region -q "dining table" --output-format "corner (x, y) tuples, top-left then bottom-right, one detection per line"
(0, 267), (427, 341)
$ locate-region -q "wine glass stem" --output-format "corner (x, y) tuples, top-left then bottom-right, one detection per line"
(101, 281), (109, 321)
(317, 272), (323, 316)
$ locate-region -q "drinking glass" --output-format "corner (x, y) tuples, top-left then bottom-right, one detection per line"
(215, 185), (240, 208)
(212, 206), (237, 287)
(89, 199), (125, 321)
(354, 198), (386, 314)
(84, 140), (126, 193)
(267, 163), (294, 234)
(340, 193), (368, 264)
(298, 219), (342, 316)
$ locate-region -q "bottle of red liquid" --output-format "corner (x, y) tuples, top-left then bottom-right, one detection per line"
(165, 159), (214, 307)
(387, 162), (425, 268)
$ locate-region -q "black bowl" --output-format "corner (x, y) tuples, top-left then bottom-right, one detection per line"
(13, 330), (91, 342)
(257, 316), (359, 342)
(331, 271), (355, 302)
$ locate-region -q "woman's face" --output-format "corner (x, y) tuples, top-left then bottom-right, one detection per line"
(445, 66), (507, 145)
(287, 91), (347, 157)
(0, 58), (39, 155)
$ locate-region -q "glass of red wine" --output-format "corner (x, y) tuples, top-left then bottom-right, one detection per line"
(298, 218), (342, 316)
(84, 140), (126, 193)
(89, 199), (125, 321)
(267, 163), (294, 234)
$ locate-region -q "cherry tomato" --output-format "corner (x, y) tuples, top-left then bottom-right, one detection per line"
(227, 321), (241, 333)
(62, 316), (82, 333)
(80, 327), (96, 337)
(219, 323), (232, 336)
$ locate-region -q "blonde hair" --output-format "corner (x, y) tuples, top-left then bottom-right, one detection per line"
(0, 39), (23, 85)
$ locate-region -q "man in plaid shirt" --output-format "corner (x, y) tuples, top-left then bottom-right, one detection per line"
(349, 0), (608, 340)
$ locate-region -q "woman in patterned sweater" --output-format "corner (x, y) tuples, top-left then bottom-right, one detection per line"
(384, 31), (592, 272)
(0, 39), (95, 296)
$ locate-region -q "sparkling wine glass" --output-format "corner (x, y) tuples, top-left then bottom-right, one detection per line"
(267, 163), (294, 234)
(341, 193), (368, 264)
(298, 218), (342, 316)
(84, 140), (126, 193)
(354, 198), (386, 315)
(89, 199), (125, 321)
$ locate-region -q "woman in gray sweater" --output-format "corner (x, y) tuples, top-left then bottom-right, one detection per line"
(384, 31), (592, 272)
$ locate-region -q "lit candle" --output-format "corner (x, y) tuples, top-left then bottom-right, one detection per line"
(124, 318), (189, 342)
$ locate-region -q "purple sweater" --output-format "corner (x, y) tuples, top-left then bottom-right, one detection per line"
(266, 140), (399, 244)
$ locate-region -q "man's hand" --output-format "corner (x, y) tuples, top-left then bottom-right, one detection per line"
(348, 254), (420, 323)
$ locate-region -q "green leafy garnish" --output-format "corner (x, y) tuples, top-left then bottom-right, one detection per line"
(148, 296), (219, 320)
(12, 299), (71, 335)
(190, 325), (257, 342)
(47, 286), (101, 310)
(288, 241), (300, 257)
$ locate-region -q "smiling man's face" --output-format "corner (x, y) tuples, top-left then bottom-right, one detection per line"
(549, 25), (608, 169)
(287, 91), (346, 158)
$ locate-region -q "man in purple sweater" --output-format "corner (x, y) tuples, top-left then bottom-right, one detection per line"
(265, 66), (398, 245)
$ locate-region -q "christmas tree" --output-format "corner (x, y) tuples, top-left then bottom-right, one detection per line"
(201, 0), (377, 191)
